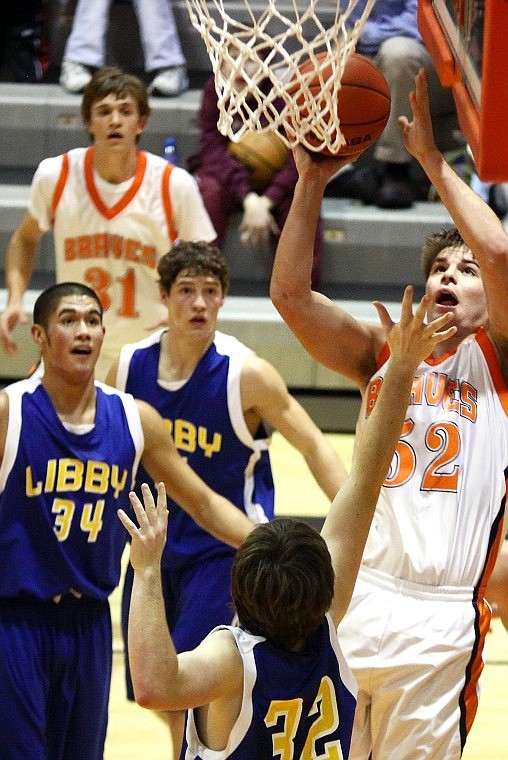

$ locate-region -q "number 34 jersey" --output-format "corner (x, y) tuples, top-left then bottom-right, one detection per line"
(0, 376), (144, 600)
(359, 327), (508, 589)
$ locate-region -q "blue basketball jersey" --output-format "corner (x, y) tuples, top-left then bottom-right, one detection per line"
(181, 615), (358, 759)
(116, 330), (275, 567)
(0, 376), (144, 600)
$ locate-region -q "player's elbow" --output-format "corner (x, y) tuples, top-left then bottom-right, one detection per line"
(133, 683), (169, 711)
(270, 275), (289, 309)
(270, 277), (304, 322)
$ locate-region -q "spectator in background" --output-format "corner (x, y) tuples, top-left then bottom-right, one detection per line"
(187, 61), (323, 286)
(59, 0), (188, 96)
(0, 0), (47, 82)
(341, 0), (455, 209)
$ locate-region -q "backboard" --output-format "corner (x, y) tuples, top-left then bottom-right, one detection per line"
(418, 0), (508, 181)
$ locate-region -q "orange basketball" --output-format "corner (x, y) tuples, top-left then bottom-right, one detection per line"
(289, 51), (391, 157)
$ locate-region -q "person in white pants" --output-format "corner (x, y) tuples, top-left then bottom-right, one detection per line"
(59, 0), (188, 96)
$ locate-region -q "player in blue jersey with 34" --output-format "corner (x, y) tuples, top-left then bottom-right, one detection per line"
(120, 285), (455, 759)
(106, 240), (349, 756)
(0, 282), (259, 760)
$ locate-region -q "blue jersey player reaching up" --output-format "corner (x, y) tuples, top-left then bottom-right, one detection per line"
(120, 285), (455, 759)
(0, 282), (260, 760)
(106, 240), (349, 757)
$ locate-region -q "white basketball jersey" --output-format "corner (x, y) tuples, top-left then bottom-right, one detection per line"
(358, 328), (508, 588)
(29, 147), (215, 376)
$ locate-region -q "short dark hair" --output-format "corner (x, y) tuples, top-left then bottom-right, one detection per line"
(81, 66), (150, 124)
(33, 283), (103, 329)
(157, 241), (230, 295)
(421, 227), (468, 279)
(231, 519), (334, 651)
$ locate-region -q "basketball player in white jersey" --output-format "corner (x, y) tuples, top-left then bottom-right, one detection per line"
(0, 66), (215, 379)
(271, 69), (508, 759)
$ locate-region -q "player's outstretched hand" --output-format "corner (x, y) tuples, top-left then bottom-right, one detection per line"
(397, 69), (438, 163)
(373, 285), (456, 370)
(117, 482), (169, 574)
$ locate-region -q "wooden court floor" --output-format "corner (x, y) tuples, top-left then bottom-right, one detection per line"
(105, 433), (508, 760)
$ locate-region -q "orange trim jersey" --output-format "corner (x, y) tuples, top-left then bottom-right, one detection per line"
(337, 328), (508, 758)
(29, 147), (215, 378)
(359, 327), (507, 589)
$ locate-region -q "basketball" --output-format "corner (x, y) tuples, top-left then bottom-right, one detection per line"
(289, 51), (391, 157)
(227, 131), (289, 190)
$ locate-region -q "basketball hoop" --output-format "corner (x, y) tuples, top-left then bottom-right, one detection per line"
(184, 0), (377, 153)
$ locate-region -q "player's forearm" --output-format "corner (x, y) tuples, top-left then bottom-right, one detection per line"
(5, 233), (37, 305)
(304, 443), (348, 500)
(419, 147), (508, 266)
(194, 493), (256, 548)
(128, 567), (178, 710)
(270, 173), (323, 303)
(352, 358), (414, 498)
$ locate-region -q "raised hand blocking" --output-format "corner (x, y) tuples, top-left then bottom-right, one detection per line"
(118, 482), (169, 574)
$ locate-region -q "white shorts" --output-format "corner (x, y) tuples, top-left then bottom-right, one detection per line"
(337, 565), (491, 760)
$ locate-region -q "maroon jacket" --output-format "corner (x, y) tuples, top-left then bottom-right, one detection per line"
(187, 76), (298, 209)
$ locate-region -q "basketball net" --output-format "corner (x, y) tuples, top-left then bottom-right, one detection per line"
(184, 0), (377, 153)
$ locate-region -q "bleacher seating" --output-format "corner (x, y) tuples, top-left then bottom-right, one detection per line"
(0, 0), (459, 430)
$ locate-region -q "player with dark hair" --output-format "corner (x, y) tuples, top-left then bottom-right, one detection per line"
(0, 281), (257, 760)
(271, 69), (508, 758)
(32, 281), (104, 327)
(120, 285), (454, 758)
(80, 64), (151, 125)
(0, 65), (215, 380)
(107, 239), (349, 757)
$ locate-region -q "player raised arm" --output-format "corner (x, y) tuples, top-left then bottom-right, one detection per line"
(322, 286), (456, 626)
(119, 482), (243, 711)
(270, 147), (382, 388)
(399, 68), (508, 345)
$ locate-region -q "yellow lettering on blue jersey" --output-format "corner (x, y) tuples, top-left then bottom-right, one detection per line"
(26, 459), (130, 499)
(198, 427), (222, 458)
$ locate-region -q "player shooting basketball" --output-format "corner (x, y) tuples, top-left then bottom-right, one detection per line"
(271, 68), (508, 759)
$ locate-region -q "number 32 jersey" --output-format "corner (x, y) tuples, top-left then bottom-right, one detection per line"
(181, 615), (357, 760)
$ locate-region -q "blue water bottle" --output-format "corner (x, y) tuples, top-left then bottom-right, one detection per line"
(163, 136), (179, 166)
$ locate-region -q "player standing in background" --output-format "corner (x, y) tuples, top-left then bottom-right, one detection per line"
(0, 281), (256, 760)
(0, 66), (215, 379)
(107, 240), (348, 757)
(270, 69), (508, 759)
(120, 285), (455, 759)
